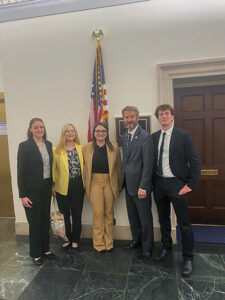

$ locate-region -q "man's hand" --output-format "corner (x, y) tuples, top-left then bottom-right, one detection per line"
(21, 197), (33, 208)
(179, 184), (192, 195)
(138, 189), (146, 199)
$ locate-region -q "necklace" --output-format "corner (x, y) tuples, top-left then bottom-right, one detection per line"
(36, 142), (44, 150)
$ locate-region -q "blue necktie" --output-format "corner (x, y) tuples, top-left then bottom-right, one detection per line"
(127, 133), (132, 149)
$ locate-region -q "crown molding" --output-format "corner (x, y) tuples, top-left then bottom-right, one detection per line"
(0, 0), (149, 23)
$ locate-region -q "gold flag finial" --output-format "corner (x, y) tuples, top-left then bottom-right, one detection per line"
(92, 29), (104, 43)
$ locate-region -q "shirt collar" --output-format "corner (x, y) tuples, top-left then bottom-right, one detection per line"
(128, 124), (139, 137)
(161, 124), (174, 136)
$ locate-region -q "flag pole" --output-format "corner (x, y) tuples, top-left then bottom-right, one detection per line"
(91, 29), (108, 127)
(88, 29), (108, 142)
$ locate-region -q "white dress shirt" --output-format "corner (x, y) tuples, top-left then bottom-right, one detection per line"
(128, 124), (138, 140)
(158, 125), (175, 178)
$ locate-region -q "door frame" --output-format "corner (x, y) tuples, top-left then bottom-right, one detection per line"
(157, 57), (225, 242)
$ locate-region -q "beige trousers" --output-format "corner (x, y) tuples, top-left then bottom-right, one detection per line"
(90, 173), (114, 251)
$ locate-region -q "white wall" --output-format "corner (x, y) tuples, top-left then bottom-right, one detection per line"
(0, 61), (4, 91)
(0, 0), (225, 227)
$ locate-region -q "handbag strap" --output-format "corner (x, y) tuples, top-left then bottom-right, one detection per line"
(51, 196), (58, 217)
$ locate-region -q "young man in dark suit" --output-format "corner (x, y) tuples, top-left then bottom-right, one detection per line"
(152, 104), (201, 276)
(121, 106), (154, 261)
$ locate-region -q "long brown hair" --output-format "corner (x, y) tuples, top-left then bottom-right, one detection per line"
(27, 118), (47, 140)
(55, 123), (80, 154)
(92, 122), (114, 153)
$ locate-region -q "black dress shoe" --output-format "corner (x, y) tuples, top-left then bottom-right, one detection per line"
(154, 249), (172, 262)
(32, 257), (45, 266)
(130, 240), (142, 249)
(43, 252), (57, 260)
(182, 260), (192, 277)
(142, 251), (151, 258)
(141, 252), (151, 263)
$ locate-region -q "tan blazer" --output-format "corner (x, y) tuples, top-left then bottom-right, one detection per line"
(82, 142), (121, 200)
(52, 143), (84, 196)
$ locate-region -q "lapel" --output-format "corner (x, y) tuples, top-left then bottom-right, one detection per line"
(45, 140), (53, 166)
(61, 149), (69, 173)
(122, 133), (127, 161)
(75, 144), (82, 165)
(29, 139), (42, 162)
(61, 143), (83, 174)
(87, 143), (94, 173)
(125, 125), (141, 161)
(169, 126), (177, 156)
(154, 130), (161, 156)
(107, 144), (113, 176)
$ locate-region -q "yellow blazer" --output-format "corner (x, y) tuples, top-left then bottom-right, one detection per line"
(52, 143), (84, 196)
(82, 142), (121, 200)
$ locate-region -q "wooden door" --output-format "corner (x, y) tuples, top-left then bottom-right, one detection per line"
(0, 94), (14, 217)
(174, 85), (225, 225)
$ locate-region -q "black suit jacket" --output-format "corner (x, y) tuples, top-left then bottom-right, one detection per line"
(17, 139), (53, 198)
(152, 127), (201, 190)
(122, 125), (154, 196)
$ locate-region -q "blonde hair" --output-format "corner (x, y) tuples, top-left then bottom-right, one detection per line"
(55, 123), (80, 154)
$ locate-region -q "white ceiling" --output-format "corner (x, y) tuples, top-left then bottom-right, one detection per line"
(0, 0), (149, 22)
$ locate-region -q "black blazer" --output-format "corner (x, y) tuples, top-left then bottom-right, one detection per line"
(122, 125), (154, 196)
(152, 127), (201, 190)
(17, 139), (53, 198)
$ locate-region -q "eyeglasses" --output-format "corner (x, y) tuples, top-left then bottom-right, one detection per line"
(95, 130), (107, 134)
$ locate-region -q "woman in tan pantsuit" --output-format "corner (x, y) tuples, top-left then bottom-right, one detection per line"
(82, 122), (121, 253)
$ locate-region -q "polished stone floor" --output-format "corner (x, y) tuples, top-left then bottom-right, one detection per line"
(1, 220), (225, 300)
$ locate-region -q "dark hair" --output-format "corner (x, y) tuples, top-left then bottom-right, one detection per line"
(27, 118), (47, 140)
(92, 122), (114, 152)
(154, 104), (175, 118)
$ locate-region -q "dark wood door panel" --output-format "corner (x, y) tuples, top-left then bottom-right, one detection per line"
(189, 208), (225, 225)
(213, 118), (225, 164)
(188, 180), (207, 208)
(212, 180), (225, 208)
(181, 95), (205, 112)
(181, 119), (205, 164)
(212, 92), (225, 110)
(174, 85), (225, 225)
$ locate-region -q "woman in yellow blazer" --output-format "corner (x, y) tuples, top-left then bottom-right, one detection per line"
(53, 124), (85, 250)
(82, 122), (121, 253)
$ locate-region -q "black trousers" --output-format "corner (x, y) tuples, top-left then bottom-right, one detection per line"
(24, 178), (52, 258)
(56, 176), (84, 243)
(125, 188), (154, 253)
(153, 176), (194, 260)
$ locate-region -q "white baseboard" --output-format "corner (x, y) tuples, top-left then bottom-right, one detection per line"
(15, 222), (177, 242)
(16, 222), (29, 235)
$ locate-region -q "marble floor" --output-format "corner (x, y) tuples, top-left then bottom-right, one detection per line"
(1, 220), (225, 300)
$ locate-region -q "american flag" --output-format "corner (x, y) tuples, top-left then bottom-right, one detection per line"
(88, 44), (108, 142)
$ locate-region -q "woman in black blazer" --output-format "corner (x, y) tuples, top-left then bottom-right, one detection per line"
(17, 118), (56, 265)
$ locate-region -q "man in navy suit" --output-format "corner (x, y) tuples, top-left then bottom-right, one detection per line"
(121, 106), (154, 261)
(152, 104), (201, 276)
